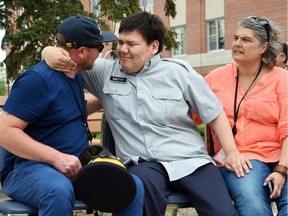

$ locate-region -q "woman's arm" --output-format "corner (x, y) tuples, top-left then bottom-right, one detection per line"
(41, 46), (77, 72)
(278, 137), (288, 167)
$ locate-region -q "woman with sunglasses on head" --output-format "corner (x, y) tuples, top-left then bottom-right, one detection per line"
(203, 16), (287, 215)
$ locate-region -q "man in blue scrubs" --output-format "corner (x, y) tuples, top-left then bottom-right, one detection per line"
(0, 16), (144, 216)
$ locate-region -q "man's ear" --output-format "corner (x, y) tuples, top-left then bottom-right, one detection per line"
(77, 47), (85, 55)
(151, 40), (160, 55)
(74, 47), (87, 61)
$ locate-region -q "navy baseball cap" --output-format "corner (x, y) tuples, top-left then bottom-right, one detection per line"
(57, 16), (118, 48)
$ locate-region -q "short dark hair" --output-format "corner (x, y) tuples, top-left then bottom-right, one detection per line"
(119, 12), (165, 54)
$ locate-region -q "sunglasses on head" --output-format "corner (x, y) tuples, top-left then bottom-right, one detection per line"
(85, 43), (104, 52)
(250, 16), (270, 42)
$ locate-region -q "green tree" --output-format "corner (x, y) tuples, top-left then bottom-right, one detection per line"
(0, 0), (91, 81)
(0, 0), (178, 81)
(0, 66), (5, 95)
(0, 79), (5, 95)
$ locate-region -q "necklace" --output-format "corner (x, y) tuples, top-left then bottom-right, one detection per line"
(232, 63), (262, 136)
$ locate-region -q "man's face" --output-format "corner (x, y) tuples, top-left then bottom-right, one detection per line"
(85, 47), (100, 70)
(117, 30), (158, 73)
(77, 46), (101, 71)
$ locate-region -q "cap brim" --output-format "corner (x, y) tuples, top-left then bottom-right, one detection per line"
(99, 32), (118, 43)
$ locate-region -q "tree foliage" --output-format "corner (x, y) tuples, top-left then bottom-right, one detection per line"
(94, 0), (141, 25)
(0, 0), (178, 81)
(91, 0), (178, 52)
(0, 0), (91, 80)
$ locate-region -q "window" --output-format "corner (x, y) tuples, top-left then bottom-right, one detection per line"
(172, 26), (186, 56)
(140, 0), (153, 7)
(207, 19), (224, 51)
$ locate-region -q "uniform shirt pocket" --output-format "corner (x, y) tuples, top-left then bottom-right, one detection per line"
(152, 89), (188, 125)
(103, 82), (132, 119)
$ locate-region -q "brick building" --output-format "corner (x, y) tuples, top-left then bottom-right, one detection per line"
(81, 0), (288, 75)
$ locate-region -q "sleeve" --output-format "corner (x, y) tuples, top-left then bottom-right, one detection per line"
(3, 71), (49, 123)
(162, 58), (223, 124)
(192, 69), (219, 126)
(276, 70), (288, 144)
(184, 70), (223, 124)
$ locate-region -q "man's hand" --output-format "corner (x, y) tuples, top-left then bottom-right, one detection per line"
(41, 46), (77, 72)
(52, 152), (82, 179)
(225, 150), (252, 177)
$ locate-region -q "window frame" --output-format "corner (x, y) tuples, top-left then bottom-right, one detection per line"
(140, 0), (153, 7)
(207, 19), (224, 51)
(171, 25), (186, 56)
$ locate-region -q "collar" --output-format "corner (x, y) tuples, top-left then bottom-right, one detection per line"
(119, 54), (161, 75)
(140, 54), (161, 74)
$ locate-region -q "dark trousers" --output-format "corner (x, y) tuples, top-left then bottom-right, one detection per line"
(127, 161), (238, 216)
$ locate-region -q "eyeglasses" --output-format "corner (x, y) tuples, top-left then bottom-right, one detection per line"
(85, 43), (104, 53)
(250, 16), (270, 42)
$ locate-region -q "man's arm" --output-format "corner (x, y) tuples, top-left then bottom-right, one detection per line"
(86, 93), (102, 115)
(210, 110), (252, 177)
(0, 111), (82, 179)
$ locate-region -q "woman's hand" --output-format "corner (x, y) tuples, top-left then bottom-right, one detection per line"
(225, 150), (252, 177)
(263, 172), (286, 199)
(41, 46), (77, 72)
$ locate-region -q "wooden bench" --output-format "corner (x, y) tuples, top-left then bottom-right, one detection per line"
(87, 111), (103, 145)
(0, 95), (193, 216)
(0, 96), (6, 108)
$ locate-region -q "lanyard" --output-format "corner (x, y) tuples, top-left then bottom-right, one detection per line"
(232, 63), (262, 136)
(64, 75), (93, 143)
